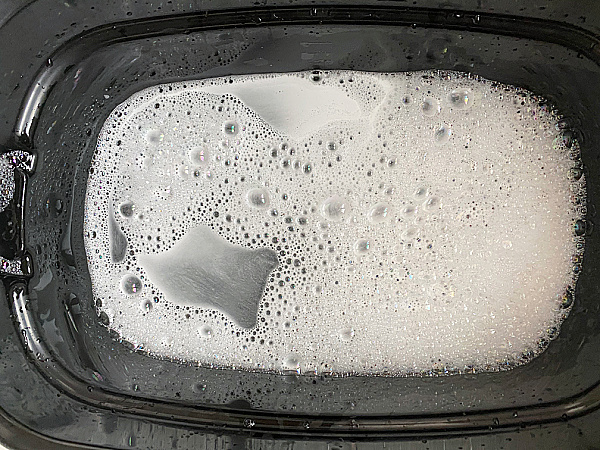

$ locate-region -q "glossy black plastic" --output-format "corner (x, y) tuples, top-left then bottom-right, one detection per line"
(1, 1), (600, 448)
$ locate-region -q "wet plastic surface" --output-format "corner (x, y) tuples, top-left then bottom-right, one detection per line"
(1, 1), (600, 448)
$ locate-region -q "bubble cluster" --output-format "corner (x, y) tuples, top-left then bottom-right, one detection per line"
(84, 70), (585, 376)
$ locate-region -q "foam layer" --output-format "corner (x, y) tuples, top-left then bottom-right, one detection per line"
(84, 70), (585, 375)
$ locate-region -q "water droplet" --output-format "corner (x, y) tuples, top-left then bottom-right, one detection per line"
(421, 97), (439, 116)
(448, 89), (472, 109)
(119, 201), (135, 218)
(321, 195), (348, 222)
(193, 382), (207, 393)
(223, 120), (239, 135)
(145, 129), (164, 144)
(354, 239), (371, 255)
(368, 203), (390, 223)
(434, 126), (451, 144)
(246, 188), (270, 209)
(199, 324), (213, 338)
(121, 275), (142, 295)
(188, 147), (210, 166)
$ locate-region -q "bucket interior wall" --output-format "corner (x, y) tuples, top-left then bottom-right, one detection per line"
(22, 18), (600, 416)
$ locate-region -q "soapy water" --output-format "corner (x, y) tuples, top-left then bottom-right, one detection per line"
(84, 70), (585, 376)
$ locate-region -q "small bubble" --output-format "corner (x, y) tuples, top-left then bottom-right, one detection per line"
(421, 97), (439, 116)
(387, 156), (398, 168)
(321, 195), (348, 222)
(141, 299), (153, 312)
(302, 162), (312, 174)
(561, 291), (574, 309)
(368, 203), (390, 223)
(434, 126), (451, 144)
(414, 187), (428, 199)
(448, 89), (472, 109)
(561, 130), (574, 148)
(280, 158), (291, 169)
(199, 325), (213, 338)
(121, 275), (142, 295)
(246, 188), (270, 209)
(423, 196), (441, 211)
(119, 201), (135, 218)
(402, 205), (416, 216)
(223, 120), (239, 135)
(326, 141), (337, 151)
(188, 147), (210, 166)
(574, 220), (586, 236)
(384, 186), (395, 196)
(569, 167), (583, 180)
(401, 228), (419, 240)
(402, 95), (413, 105)
(340, 328), (355, 341)
(145, 129), (164, 144)
(282, 355), (301, 373)
(354, 239), (371, 255)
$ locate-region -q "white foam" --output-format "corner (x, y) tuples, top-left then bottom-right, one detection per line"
(84, 70), (585, 375)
